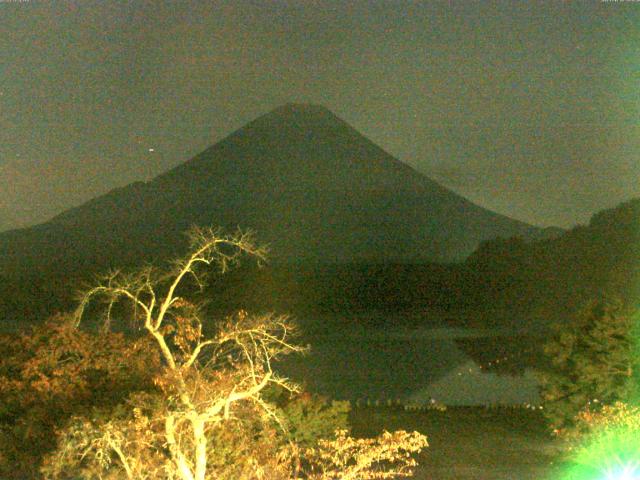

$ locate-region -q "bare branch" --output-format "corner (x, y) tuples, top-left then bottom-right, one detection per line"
(154, 228), (266, 332)
(183, 340), (217, 369)
(61, 226), (322, 480)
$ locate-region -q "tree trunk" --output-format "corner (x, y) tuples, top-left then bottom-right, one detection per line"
(166, 415), (196, 480)
(192, 416), (208, 480)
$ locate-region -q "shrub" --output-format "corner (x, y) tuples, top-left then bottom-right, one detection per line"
(278, 392), (351, 447)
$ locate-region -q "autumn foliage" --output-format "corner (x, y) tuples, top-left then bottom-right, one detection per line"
(304, 429), (428, 479)
(0, 314), (160, 477)
(0, 227), (428, 479)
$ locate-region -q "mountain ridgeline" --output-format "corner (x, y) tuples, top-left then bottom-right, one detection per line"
(0, 104), (542, 281)
(1, 104), (637, 337)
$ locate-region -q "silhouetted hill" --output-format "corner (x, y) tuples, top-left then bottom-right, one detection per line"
(464, 197), (640, 330)
(0, 104), (543, 282)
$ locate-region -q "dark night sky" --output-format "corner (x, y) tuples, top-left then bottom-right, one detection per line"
(1, 0), (638, 231)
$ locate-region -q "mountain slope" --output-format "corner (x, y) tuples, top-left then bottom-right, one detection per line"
(0, 104), (543, 278)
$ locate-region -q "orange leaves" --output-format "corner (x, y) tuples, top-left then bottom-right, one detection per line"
(173, 314), (201, 355)
(151, 367), (185, 397)
(0, 313), (163, 477)
(0, 313), (161, 411)
(568, 401), (640, 441)
(304, 429), (428, 479)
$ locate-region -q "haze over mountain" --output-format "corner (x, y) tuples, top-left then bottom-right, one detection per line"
(0, 104), (548, 278)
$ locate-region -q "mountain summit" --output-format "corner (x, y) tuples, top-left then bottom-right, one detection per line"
(1, 105), (543, 276)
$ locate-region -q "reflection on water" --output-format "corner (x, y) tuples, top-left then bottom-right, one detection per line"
(277, 326), (540, 405)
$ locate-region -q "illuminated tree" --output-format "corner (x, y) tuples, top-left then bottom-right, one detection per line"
(38, 226), (428, 480)
(45, 227), (302, 480)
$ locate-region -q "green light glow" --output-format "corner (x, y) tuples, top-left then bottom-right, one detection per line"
(604, 463), (640, 480)
(558, 312), (640, 480)
(562, 428), (640, 478)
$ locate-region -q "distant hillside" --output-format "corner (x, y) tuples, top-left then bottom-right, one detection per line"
(464, 197), (640, 330)
(0, 104), (543, 284)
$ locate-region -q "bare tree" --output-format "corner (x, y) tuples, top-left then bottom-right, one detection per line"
(71, 227), (304, 480)
(43, 226), (428, 480)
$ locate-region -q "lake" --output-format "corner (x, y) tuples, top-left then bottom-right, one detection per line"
(278, 323), (541, 405)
